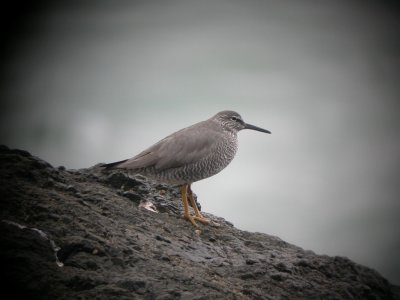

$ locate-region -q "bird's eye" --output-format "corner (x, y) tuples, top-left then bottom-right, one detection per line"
(231, 116), (238, 121)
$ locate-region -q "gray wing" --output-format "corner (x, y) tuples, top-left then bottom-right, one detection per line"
(116, 121), (221, 171)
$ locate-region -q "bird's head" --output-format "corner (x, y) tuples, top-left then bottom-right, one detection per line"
(213, 110), (271, 134)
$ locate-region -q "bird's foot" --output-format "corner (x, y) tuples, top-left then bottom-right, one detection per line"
(182, 214), (210, 227)
(193, 215), (210, 225)
(183, 214), (199, 228)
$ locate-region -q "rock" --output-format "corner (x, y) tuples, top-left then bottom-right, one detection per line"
(0, 145), (399, 299)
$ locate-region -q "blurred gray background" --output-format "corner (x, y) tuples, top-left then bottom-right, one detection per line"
(1, 0), (399, 285)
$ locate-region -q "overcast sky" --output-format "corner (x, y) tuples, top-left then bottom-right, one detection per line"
(1, 0), (400, 285)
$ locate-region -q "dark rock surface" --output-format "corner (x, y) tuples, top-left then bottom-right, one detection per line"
(0, 145), (399, 300)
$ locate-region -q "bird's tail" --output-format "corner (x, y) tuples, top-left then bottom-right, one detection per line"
(103, 159), (128, 169)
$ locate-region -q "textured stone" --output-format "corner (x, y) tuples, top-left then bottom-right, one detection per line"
(0, 145), (399, 299)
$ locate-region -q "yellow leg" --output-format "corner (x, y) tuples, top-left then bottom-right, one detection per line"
(180, 184), (198, 227)
(188, 185), (209, 224)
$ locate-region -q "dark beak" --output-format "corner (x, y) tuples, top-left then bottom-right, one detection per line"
(244, 123), (271, 134)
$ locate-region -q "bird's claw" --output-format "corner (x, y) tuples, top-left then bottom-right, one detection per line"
(193, 215), (210, 225)
(183, 214), (210, 228)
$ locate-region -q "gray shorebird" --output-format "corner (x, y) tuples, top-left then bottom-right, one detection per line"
(105, 110), (270, 227)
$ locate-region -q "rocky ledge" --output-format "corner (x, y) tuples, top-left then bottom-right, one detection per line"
(0, 145), (399, 299)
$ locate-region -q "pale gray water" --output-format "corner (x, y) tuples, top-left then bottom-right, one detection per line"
(1, 0), (399, 284)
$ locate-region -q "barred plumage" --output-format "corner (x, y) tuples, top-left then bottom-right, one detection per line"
(104, 110), (270, 228)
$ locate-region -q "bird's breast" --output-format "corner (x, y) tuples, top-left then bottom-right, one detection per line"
(137, 134), (238, 185)
(186, 134), (238, 182)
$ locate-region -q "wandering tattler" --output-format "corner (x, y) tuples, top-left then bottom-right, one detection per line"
(105, 110), (270, 227)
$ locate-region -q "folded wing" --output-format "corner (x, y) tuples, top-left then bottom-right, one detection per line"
(113, 121), (221, 171)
